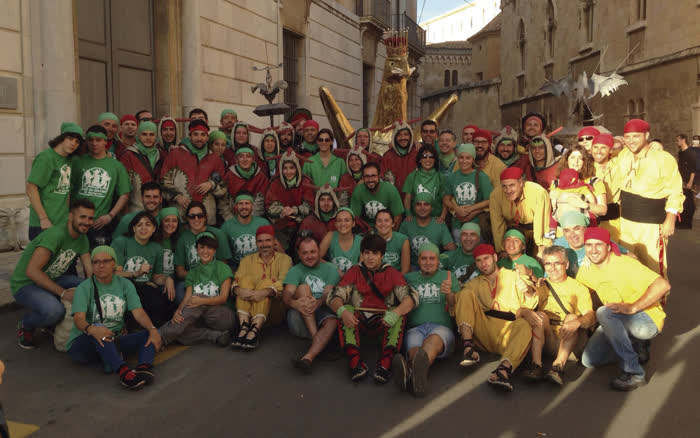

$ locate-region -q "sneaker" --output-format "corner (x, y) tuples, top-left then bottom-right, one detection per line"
(291, 357), (313, 375)
(373, 363), (391, 384)
(610, 372), (646, 391)
(632, 338), (651, 365)
(17, 322), (35, 350)
(522, 363), (546, 381)
(392, 354), (409, 392)
(215, 331), (232, 347)
(546, 364), (564, 386)
(134, 364), (155, 385)
(119, 366), (147, 390)
(350, 361), (369, 382)
(411, 348), (430, 397)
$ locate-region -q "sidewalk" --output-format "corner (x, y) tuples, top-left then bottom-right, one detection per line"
(0, 250), (21, 309)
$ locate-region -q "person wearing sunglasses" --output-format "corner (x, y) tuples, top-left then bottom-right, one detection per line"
(303, 128), (346, 189)
(402, 144), (446, 222)
(577, 127), (600, 154)
(174, 202), (232, 303)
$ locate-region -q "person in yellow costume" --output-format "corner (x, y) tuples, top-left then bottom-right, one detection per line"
(591, 133), (622, 241)
(490, 167), (552, 257)
(615, 119), (684, 279)
(456, 244), (540, 392)
(577, 227), (670, 391)
(232, 225), (292, 349)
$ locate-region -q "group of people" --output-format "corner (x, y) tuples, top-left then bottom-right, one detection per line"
(11, 106), (686, 395)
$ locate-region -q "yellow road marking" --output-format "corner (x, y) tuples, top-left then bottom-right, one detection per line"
(153, 344), (189, 365)
(8, 421), (40, 438)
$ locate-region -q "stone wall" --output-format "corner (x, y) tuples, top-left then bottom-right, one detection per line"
(421, 79), (501, 134)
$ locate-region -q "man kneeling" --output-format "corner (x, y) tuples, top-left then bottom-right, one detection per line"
(328, 234), (418, 383)
(67, 246), (162, 390)
(284, 237), (341, 374)
(456, 244), (540, 392)
(394, 243), (459, 396)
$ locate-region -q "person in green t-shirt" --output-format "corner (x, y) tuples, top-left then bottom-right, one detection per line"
(402, 143), (446, 220)
(26, 121), (84, 240)
(221, 192), (270, 268)
(112, 182), (164, 239)
(283, 237), (341, 374)
(441, 222), (481, 286)
(157, 207), (180, 279)
(72, 124), (131, 248)
(350, 162), (404, 227)
(374, 209), (410, 274)
(399, 193), (456, 268)
(302, 129), (347, 188)
(444, 143), (493, 241)
(13, 199), (95, 349)
(394, 243), (459, 396)
(67, 245), (162, 390)
(112, 212), (175, 327)
(159, 233), (236, 347)
(174, 201), (232, 303)
(320, 208), (361, 274)
(497, 229), (545, 278)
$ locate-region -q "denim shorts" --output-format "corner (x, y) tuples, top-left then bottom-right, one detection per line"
(405, 323), (455, 359)
(287, 306), (337, 339)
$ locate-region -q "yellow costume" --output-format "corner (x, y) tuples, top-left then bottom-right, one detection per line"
(576, 254), (665, 331)
(455, 269), (538, 368)
(594, 160), (621, 241)
(538, 277), (593, 322)
(490, 181), (552, 252)
(479, 154), (507, 190)
(615, 146), (683, 278)
(234, 251), (292, 324)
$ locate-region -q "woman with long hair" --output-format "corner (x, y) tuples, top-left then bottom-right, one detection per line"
(402, 143), (446, 222)
(374, 209), (410, 274)
(319, 208), (362, 275)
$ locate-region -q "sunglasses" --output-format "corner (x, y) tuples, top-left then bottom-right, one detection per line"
(318, 137), (332, 143)
(421, 154), (435, 159)
(578, 136), (594, 142)
(187, 213), (205, 219)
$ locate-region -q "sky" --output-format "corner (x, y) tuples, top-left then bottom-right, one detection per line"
(418, 0), (478, 23)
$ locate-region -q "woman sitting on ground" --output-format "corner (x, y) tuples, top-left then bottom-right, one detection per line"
(374, 209), (410, 274)
(320, 208), (362, 275)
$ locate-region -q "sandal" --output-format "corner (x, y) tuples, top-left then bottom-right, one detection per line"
(242, 325), (260, 350)
(487, 362), (514, 392)
(232, 321), (250, 349)
(459, 339), (480, 367)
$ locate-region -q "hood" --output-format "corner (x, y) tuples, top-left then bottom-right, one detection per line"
(157, 115), (178, 147)
(390, 121), (415, 155)
(232, 122), (250, 149)
(278, 149), (303, 188)
(313, 183), (341, 220)
(345, 144), (368, 177)
(494, 126), (519, 148)
(257, 129), (280, 160)
(528, 135), (558, 170)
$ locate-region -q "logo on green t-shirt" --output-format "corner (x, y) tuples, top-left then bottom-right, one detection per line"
(332, 256), (353, 273)
(383, 251), (399, 265)
(234, 234), (257, 257)
(124, 256), (148, 281)
(163, 249), (174, 273)
(79, 167), (112, 198)
(410, 236), (430, 255)
(188, 245), (200, 266)
(95, 294), (127, 328)
(305, 275), (326, 297)
(364, 200), (386, 219)
(194, 281), (219, 297)
(45, 249), (76, 279)
(455, 182), (477, 204)
(416, 282), (440, 303)
(55, 164), (71, 194)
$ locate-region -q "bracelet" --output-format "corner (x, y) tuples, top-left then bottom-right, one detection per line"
(84, 324), (92, 335)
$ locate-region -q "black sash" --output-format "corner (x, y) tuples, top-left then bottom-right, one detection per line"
(599, 203), (620, 221)
(620, 191), (666, 224)
(484, 309), (516, 321)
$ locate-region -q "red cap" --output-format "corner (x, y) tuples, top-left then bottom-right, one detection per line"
(463, 124), (479, 132)
(278, 121), (293, 132)
(302, 120), (319, 130)
(189, 124), (209, 134)
(473, 244), (496, 258)
(583, 227), (621, 256)
(161, 120), (176, 129)
(256, 225), (275, 238)
(558, 168), (580, 189)
(578, 127), (600, 138)
(473, 129), (492, 144)
(524, 115), (544, 129)
(290, 113), (310, 124)
(592, 133), (614, 148)
(500, 167), (523, 181)
(120, 114), (138, 125)
(624, 119), (650, 134)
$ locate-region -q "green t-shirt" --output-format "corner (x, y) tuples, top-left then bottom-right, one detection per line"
(175, 226), (232, 271)
(112, 210), (163, 239)
(112, 236), (164, 283)
(284, 261), (341, 299)
(303, 153), (347, 188)
(382, 232), (408, 271)
(220, 216), (270, 266)
(160, 237), (176, 278)
(440, 249), (477, 283)
(405, 269), (459, 328)
(71, 154), (131, 217)
(497, 254), (545, 278)
(327, 232), (362, 274)
(399, 218), (454, 266)
(185, 260), (233, 297)
(27, 148), (73, 227)
(445, 169), (493, 224)
(10, 222), (89, 294)
(402, 169), (444, 217)
(350, 181), (404, 225)
(66, 275), (142, 350)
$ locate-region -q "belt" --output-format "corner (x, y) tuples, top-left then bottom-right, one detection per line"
(598, 203), (620, 221)
(620, 191), (666, 224)
(484, 309), (516, 321)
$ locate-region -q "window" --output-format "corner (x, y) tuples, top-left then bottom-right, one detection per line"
(628, 28), (645, 63)
(283, 29), (302, 118)
(476, 72), (484, 81)
(444, 70), (450, 87)
(636, 0), (647, 21)
(546, 0), (556, 58)
(544, 64), (553, 80)
(637, 98), (645, 118)
(518, 20), (526, 70)
(627, 99), (636, 121)
(583, 0), (594, 43)
(452, 70), (458, 86)
(518, 75), (526, 97)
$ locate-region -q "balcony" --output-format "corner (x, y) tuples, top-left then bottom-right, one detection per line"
(356, 0), (391, 31)
(392, 13), (426, 56)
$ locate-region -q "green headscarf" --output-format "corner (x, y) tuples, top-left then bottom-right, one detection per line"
(91, 245), (117, 261)
(136, 121), (159, 168)
(220, 109), (237, 119)
(160, 207), (179, 219)
(97, 112), (119, 123)
(209, 130), (227, 144)
(559, 211), (590, 228)
(457, 143), (476, 158)
(460, 222), (481, 235)
(504, 229), (526, 245)
(61, 122), (84, 138)
(418, 242), (440, 257)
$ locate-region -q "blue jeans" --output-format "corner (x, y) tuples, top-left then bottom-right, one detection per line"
(68, 330), (156, 372)
(175, 280), (186, 304)
(287, 307), (337, 339)
(582, 306), (658, 376)
(13, 275), (83, 330)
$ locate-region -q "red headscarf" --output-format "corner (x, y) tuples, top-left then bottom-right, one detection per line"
(500, 167), (523, 181)
(473, 244), (496, 258)
(578, 127), (600, 138)
(584, 227), (621, 256)
(592, 133), (614, 148)
(623, 119), (650, 134)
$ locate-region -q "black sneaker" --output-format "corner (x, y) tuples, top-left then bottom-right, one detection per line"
(215, 331), (232, 347)
(134, 364), (155, 385)
(610, 372), (646, 391)
(373, 363), (391, 384)
(119, 366), (147, 390)
(17, 322), (35, 349)
(411, 348), (430, 397)
(392, 354), (409, 392)
(291, 357), (313, 375)
(350, 361), (369, 382)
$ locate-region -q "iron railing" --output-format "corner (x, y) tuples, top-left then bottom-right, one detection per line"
(392, 13), (426, 54)
(356, 0), (391, 28)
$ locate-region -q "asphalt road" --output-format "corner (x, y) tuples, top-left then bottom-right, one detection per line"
(1, 227), (699, 438)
